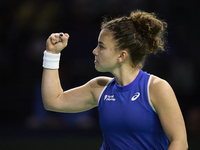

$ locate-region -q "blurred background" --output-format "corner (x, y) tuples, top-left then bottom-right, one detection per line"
(0, 0), (200, 149)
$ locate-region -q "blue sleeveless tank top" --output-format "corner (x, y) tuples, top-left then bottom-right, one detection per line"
(98, 70), (169, 150)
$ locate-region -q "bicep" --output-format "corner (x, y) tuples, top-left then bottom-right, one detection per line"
(47, 76), (111, 113)
(48, 82), (97, 113)
(150, 78), (187, 143)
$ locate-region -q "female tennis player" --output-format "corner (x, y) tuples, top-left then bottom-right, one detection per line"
(42, 10), (188, 149)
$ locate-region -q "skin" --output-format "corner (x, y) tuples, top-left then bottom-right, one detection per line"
(42, 30), (188, 149)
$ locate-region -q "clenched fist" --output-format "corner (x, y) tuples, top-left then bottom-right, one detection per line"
(46, 33), (69, 54)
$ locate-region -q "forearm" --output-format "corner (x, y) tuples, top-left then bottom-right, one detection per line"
(41, 32), (69, 110)
(41, 68), (63, 110)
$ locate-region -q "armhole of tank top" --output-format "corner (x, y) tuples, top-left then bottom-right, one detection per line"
(97, 78), (114, 105)
(147, 75), (157, 113)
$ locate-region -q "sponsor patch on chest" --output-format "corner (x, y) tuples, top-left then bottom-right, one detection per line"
(104, 95), (116, 101)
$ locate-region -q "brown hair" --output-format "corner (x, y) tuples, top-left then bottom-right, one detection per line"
(101, 10), (167, 68)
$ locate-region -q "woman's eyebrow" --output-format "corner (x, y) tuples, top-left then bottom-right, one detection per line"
(98, 41), (105, 46)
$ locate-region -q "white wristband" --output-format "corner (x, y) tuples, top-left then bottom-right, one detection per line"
(43, 50), (61, 69)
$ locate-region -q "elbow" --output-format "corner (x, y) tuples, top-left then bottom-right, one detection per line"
(42, 98), (58, 112)
(42, 95), (62, 112)
(182, 142), (189, 150)
(43, 102), (55, 111)
(180, 141), (189, 150)
(168, 139), (188, 150)
(181, 138), (189, 150)
(42, 98), (65, 113)
(185, 142), (189, 150)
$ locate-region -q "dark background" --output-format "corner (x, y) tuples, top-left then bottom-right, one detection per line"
(0, 0), (200, 149)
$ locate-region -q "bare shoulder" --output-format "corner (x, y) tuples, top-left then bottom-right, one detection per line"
(149, 75), (176, 108)
(149, 75), (171, 92)
(88, 76), (113, 101)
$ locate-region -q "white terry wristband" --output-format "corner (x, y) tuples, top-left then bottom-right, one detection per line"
(43, 50), (61, 69)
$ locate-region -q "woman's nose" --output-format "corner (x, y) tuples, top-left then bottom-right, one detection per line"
(92, 47), (98, 55)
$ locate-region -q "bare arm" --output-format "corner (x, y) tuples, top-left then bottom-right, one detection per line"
(149, 76), (188, 150)
(42, 69), (97, 113)
(42, 33), (110, 113)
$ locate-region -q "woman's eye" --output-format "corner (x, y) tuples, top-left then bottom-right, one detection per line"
(99, 45), (104, 49)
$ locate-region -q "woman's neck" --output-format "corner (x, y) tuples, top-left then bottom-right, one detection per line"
(112, 66), (140, 86)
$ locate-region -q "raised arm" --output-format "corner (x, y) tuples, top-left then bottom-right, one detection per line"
(149, 76), (188, 150)
(41, 33), (111, 113)
(42, 70), (97, 113)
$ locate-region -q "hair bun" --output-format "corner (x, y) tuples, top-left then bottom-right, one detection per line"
(130, 10), (167, 53)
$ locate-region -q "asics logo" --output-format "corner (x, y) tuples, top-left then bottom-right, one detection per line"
(104, 95), (116, 101)
(131, 92), (140, 101)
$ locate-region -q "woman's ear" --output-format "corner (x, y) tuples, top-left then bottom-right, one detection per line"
(118, 50), (128, 63)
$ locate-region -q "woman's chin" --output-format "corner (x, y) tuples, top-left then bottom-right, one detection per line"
(95, 66), (106, 73)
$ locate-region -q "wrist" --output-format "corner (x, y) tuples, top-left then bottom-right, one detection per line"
(45, 50), (60, 54)
(43, 50), (61, 69)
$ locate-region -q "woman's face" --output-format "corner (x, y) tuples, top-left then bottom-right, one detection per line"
(93, 29), (120, 73)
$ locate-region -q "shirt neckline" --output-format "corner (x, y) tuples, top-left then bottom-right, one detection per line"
(114, 70), (142, 92)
